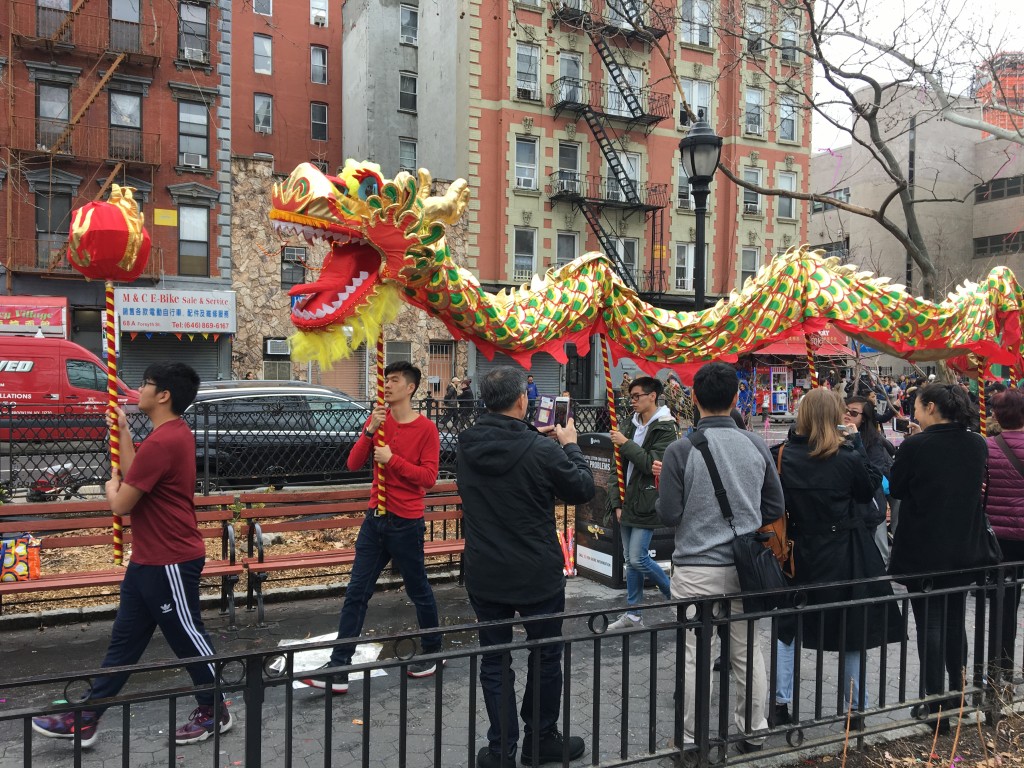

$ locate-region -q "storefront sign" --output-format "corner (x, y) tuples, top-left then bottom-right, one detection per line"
(153, 208), (178, 226)
(115, 289), (237, 334)
(0, 297), (68, 337)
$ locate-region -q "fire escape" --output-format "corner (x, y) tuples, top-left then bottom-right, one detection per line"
(547, 0), (672, 298)
(5, 0), (161, 280)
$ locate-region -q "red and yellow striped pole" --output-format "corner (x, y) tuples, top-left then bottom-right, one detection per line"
(375, 333), (387, 512)
(978, 362), (987, 437)
(805, 333), (819, 389)
(105, 281), (123, 565)
(601, 335), (626, 506)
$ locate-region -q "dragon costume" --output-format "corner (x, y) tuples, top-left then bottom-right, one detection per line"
(271, 161), (1024, 381)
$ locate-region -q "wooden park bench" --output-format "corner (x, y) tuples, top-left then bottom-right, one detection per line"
(237, 482), (465, 625)
(0, 494), (243, 626)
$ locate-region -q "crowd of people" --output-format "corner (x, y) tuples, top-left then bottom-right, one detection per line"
(30, 359), (1024, 766)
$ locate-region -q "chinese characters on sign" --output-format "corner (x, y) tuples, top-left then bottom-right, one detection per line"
(114, 289), (237, 334)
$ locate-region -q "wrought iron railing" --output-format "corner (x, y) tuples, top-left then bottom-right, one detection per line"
(549, 77), (673, 122)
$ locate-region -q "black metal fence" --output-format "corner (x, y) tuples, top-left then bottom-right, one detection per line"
(2, 565), (1022, 767)
(0, 400), (627, 500)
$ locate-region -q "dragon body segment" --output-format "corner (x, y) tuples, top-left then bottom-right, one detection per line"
(272, 162), (1024, 380)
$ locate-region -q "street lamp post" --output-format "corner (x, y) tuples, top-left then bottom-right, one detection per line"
(679, 119), (722, 311)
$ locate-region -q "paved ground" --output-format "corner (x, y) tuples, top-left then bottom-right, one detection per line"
(0, 569), (971, 768)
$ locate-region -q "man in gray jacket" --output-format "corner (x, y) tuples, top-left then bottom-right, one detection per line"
(657, 362), (785, 756)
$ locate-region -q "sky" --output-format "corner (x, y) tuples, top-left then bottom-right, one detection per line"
(811, 0), (1024, 151)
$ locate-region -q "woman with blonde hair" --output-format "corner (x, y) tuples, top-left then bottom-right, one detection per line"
(770, 388), (901, 728)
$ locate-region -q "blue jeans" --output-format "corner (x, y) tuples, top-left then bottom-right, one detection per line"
(620, 524), (671, 610)
(330, 512), (441, 665)
(775, 640), (867, 710)
(469, 590), (566, 757)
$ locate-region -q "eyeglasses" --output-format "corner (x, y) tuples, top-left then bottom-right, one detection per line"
(845, 408), (863, 417)
(629, 392), (653, 401)
(139, 379), (157, 389)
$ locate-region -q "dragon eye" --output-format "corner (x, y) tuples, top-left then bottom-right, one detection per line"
(357, 177), (380, 200)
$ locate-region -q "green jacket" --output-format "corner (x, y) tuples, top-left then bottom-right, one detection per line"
(606, 409), (677, 528)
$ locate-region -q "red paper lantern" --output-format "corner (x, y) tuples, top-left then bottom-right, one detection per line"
(66, 185), (152, 282)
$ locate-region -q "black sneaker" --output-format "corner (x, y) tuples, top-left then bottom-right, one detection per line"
(407, 658), (446, 679)
(478, 745), (517, 768)
(520, 728), (585, 766)
(736, 739), (763, 754)
(771, 703), (792, 726)
(298, 663), (349, 693)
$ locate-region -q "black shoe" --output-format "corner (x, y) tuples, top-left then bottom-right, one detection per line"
(407, 658), (446, 678)
(848, 715), (865, 731)
(478, 746), (517, 768)
(771, 703), (791, 726)
(298, 663), (348, 693)
(713, 655), (731, 672)
(520, 728), (585, 765)
(935, 716), (950, 736)
(736, 739), (763, 754)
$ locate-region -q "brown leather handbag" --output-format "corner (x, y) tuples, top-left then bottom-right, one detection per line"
(766, 444), (795, 578)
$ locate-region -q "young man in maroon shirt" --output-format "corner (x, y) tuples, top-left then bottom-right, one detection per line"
(301, 360), (442, 692)
(32, 362), (230, 748)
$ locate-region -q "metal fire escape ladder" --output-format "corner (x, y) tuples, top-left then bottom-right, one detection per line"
(589, 32), (644, 118)
(50, 52), (127, 155)
(648, 208), (666, 295)
(50, 0), (91, 45)
(581, 108), (640, 205)
(577, 203), (640, 294)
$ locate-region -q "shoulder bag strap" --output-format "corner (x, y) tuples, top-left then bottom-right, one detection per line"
(687, 431), (736, 534)
(995, 434), (1024, 481)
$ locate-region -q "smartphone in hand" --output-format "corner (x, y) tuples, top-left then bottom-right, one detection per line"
(554, 396), (570, 428)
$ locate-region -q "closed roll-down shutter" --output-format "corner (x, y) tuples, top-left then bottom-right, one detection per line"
(474, 349), (562, 397)
(315, 347), (367, 399)
(120, 336), (221, 386)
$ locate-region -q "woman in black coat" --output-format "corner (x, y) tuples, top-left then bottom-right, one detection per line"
(889, 383), (990, 733)
(770, 388), (901, 727)
(844, 396), (894, 563)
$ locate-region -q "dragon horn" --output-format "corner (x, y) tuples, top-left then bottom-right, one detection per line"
(420, 175), (471, 226)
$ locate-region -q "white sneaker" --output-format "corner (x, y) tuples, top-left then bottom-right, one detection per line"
(607, 613), (644, 630)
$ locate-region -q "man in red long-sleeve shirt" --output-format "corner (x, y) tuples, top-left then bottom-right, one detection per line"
(301, 361), (442, 691)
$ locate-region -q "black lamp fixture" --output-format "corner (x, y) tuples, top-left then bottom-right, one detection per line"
(678, 117), (723, 311)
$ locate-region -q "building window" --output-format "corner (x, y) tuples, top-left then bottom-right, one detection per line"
(680, 0), (711, 46)
(744, 89), (763, 135)
(310, 46), (327, 84)
(745, 5), (766, 55)
(608, 65), (642, 118)
(37, 82), (70, 149)
(254, 93), (272, 133)
(310, 0), (327, 26)
(675, 242), (694, 291)
(741, 246), (760, 285)
(742, 167), (761, 214)
(780, 16), (799, 62)
(556, 232), (578, 267)
(515, 43), (540, 100)
(109, 91), (142, 161)
(557, 141), (580, 192)
(400, 4), (418, 45)
(514, 228), (536, 281)
(35, 191), (71, 268)
(814, 238), (850, 263)
(310, 102), (327, 141)
(399, 72), (417, 112)
(386, 341), (412, 365)
(178, 2), (209, 63)
(607, 151), (640, 202)
(677, 161), (694, 209)
(254, 0), (271, 14)
(310, 159), (329, 173)
(777, 171), (796, 219)
(558, 53), (583, 102)
(975, 174), (1024, 202)
(973, 232), (1024, 259)
(679, 78), (711, 126)
(179, 205), (209, 276)
(253, 34), (272, 75)
(611, 237), (638, 277)
(399, 138), (417, 172)
(779, 95), (797, 142)
(281, 245), (306, 288)
(515, 137), (537, 190)
(178, 100), (208, 167)
(811, 187), (850, 213)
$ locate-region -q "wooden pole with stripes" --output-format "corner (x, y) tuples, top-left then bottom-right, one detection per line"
(805, 332), (819, 388)
(375, 333), (387, 512)
(978, 362), (987, 437)
(601, 335), (626, 506)
(105, 281), (124, 565)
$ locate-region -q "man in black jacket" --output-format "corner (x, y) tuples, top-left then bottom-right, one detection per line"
(457, 366), (595, 768)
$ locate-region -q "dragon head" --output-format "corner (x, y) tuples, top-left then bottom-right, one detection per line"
(270, 160), (469, 364)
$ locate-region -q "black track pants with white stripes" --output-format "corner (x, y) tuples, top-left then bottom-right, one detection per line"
(88, 557), (222, 710)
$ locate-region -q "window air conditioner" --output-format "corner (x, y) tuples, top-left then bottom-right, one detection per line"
(678, 196), (691, 209)
(401, 34), (417, 45)
(256, 125), (270, 135)
(313, 11), (326, 26)
(517, 86), (540, 100)
(516, 176), (536, 190)
(180, 47), (209, 63)
(557, 179), (580, 194)
(265, 338), (290, 356)
(744, 202), (761, 214)
(181, 152), (205, 168)
(746, 122), (763, 135)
